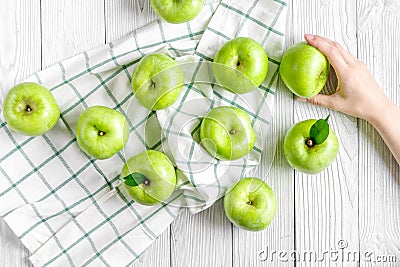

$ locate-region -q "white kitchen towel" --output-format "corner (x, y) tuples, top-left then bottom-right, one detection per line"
(0, 0), (287, 266)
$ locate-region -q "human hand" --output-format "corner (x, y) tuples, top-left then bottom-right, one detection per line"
(298, 34), (393, 124)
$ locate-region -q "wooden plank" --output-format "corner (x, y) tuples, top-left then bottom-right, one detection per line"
(232, 2), (295, 265)
(104, 1), (230, 266)
(3, 1), (400, 267)
(105, 0), (157, 42)
(0, 221), (32, 267)
(104, 1), (169, 266)
(0, 0), (41, 266)
(170, 199), (233, 267)
(292, 1), (359, 266)
(41, 0), (105, 67)
(232, 84), (295, 267)
(132, 229), (170, 267)
(0, 0), (41, 92)
(357, 1), (400, 265)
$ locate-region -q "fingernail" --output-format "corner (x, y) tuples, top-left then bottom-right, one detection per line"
(297, 97), (307, 102)
(305, 34), (314, 40)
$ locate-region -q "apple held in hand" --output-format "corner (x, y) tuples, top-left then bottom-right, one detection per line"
(224, 177), (277, 231)
(76, 106), (129, 159)
(279, 42), (330, 98)
(132, 53), (184, 110)
(283, 116), (339, 174)
(150, 0), (205, 24)
(121, 150), (177, 205)
(2, 82), (60, 136)
(200, 106), (256, 161)
(213, 37), (269, 94)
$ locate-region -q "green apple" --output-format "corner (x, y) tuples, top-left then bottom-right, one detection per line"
(279, 42), (330, 98)
(150, 0), (205, 24)
(224, 177), (277, 231)
(283, 118), (339, 174)
(2, 82), (60, 136)
(213, 37), (269, 94)
(131, 53), (184, 110)
(76, 106), (128, 159)
(200, 106), (256, 161)
(121, 150), (177, 205)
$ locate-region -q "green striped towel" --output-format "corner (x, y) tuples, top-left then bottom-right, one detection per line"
(0, 0), (287, 266)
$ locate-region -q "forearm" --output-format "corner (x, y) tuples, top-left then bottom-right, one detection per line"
(368, 102), (400, 164)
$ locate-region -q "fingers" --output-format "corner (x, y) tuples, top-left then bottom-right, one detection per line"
(297, 94), (337, 110)
(305, 34), (353, 61)
(304, 34), (350, 76)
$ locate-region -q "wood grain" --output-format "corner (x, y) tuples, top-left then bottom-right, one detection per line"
(171, 199), (233, 267)
(1, 0), (400, 266)
(0, 0), (41, 266)
(232, 5), (295, 265)
(132, 228), (170, 267)
(291, 0), (359, 266)
(357, 1), (400, 266)
(41, 0), (105, 67)
(233, 79), (295, 266)
(104, 2), (168, 265)
(105, 0), (157, 42)
(0, 0), (42, 94)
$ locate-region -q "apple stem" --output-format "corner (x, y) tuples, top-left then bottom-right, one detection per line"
(229, 129), (237, 134)
(247, 200), (253, 205)
(150, 80), (156, 89)
(306, 138), (314, 147)
(25, 105), (32, 112)
(143, 178), (150, 186)
(236, 61), (240, 67)
(98, 131), (105, 136)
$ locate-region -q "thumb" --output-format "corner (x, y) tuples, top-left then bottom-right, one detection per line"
(297, 94), (336, 110)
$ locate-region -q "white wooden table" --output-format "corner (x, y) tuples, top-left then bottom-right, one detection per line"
(1, 0), (399, 266)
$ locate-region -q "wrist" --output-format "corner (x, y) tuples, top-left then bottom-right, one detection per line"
(367, 100), (399, 128)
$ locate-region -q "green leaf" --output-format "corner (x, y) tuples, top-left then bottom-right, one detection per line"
(309, 115), (330, 145)
(123, 172), (146, 187)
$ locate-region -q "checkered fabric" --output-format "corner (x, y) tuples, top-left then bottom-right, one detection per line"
(0, 0), (287, 266)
